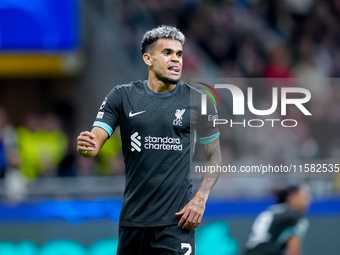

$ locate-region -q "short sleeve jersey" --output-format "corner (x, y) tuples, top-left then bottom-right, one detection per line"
(244, 204), (309, 255)
(93, 80), (220, 227)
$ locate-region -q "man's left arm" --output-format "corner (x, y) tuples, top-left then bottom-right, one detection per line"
(176, 137), (222, 229)
(286, 217), (309, 255)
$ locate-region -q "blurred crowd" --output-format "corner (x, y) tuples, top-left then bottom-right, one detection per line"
(118, 0), (340, 193)
(120, 0), (340, 79)
(0, 106), (124, 183)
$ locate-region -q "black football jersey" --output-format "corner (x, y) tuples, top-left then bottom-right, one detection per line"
(244, 203), (309, 255)
(93, 80), (219, 227)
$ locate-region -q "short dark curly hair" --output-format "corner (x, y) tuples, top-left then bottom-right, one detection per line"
(140, 25), (186, 54)
(275, 184), (301, 204)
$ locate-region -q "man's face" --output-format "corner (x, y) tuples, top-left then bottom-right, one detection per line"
(290, 186), (311, 213)
(146, 38), (183, 84)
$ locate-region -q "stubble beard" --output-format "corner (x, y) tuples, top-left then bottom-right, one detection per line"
(155, 71), (180, 85)
(161, 77), (179, 85)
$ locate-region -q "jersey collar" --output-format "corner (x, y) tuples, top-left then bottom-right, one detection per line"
(144, 80), (180, 97)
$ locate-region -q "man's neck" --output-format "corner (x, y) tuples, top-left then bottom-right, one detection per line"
(147, 78), (176, 93)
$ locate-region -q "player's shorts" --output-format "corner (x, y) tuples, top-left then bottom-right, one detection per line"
(117, 224), (195, 255)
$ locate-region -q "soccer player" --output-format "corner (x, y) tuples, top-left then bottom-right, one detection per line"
(243, 184), (311, 255)
(77, 26), (221, 255)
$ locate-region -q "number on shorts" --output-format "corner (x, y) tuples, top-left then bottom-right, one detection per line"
(181, 243), (192, 255)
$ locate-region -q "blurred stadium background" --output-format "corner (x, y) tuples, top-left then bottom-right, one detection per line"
(0, 0), (340, 254)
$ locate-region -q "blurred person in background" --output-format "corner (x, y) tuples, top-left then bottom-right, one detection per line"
(17, 112), (68, 179)
(38, 113), (68, 176)
(0, 106), (27, 201)
(93, 130), (123, 176)
(77, 25), (221, 255)
(16, 112), (42, 179)
(0, 106), (19, 179)
(243, 184), (311, 255)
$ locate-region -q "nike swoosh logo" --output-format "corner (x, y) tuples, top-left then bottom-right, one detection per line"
(129, 111), (146, 117)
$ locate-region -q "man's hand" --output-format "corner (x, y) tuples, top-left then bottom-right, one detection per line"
(77, 127), (109, 158)
(175, 138), (222, 230)
(175, 191), (207, 229)
(77, 131), (97, 157)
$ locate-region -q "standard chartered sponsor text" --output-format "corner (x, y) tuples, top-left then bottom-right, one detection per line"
(144, 135), (182, 151)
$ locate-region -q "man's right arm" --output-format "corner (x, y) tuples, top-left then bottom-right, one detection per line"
(286, 236), (302, 255)
(76, 127), (109, 158)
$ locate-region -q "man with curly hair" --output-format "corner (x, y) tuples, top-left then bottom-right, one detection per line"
(77, 26), (221, 254)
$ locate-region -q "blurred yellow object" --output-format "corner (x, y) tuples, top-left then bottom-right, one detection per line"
(17, 126), (68, 179)
(95, 130), (123, 176)
(0, 52), (84, 78)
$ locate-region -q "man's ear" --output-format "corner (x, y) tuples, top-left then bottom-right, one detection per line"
(143, 53), (152, 66)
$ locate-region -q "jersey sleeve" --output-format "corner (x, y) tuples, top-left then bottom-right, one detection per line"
(278, 215), (309, 244)
(195, 95), (220, 144)
(92, 87), (121, 137)
(292, 217), (309, 239)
